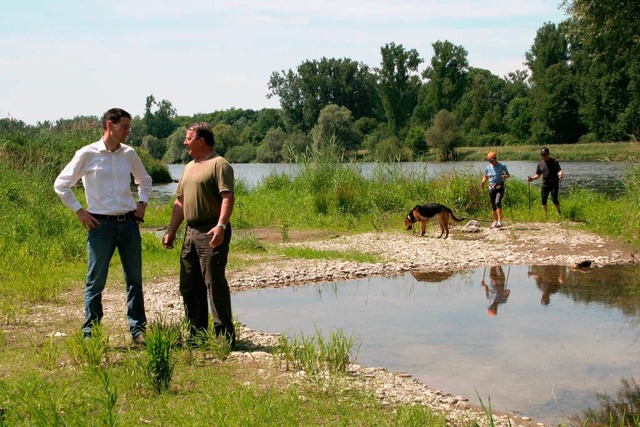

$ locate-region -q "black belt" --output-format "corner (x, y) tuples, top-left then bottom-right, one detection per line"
(187, 218), (219, 228)
(91, 211), (137, 222)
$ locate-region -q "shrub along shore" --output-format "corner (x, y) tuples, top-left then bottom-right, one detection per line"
(1, 131), (639, 425)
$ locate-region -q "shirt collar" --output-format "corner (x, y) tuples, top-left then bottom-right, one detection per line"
(98, 138), (122, 153)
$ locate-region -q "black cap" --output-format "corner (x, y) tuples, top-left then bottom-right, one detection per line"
(540, 147), (550, 155)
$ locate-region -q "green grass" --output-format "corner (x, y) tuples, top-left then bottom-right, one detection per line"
(0, 328), (448, 426)
(1, 130), (640, 426)
(454, 141), (640, 162)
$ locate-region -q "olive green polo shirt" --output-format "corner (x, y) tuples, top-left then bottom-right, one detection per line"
(175, 153), (234, 224)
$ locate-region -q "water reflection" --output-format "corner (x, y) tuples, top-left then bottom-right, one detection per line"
(528, 265), (566, 305)
(232, 264), (640, 425)
(481, 266), (511, 316)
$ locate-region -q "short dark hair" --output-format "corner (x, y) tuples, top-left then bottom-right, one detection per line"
(188, 122), (215, 147)
(102, 108), (132, 130)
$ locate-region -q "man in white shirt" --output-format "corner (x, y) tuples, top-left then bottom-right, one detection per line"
(54, 108), (152, 344)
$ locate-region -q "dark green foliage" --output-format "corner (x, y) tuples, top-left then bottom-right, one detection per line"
(268, 57), (382, 132)
(563, 1), (640, 141)
(141, 135), (166, 160)
(313, 104), (362, 151)
(135, 149), (173, 184)
(162, 126), (189, 164)
(376, 43), (422, 136)
(142, 95), (177, 140)
(405, 127), (427, 156)
(212, 123), (242, 157)
(226, 144), (257, 163)
(256, 128), (287, 163)
(420, 40), (469, 119)
(425, 110), (465, 160)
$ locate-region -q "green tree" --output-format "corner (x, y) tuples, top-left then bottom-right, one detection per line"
(162, 126), (188, 164)
(242, 109), (285, 145)
(419, 40), (469, 122)
(256, 128), (287, 163)
(225, 144), (257, 163)
(376, 43), (423, 136)
(504, 96), (533, 142)
(563, 0), (640, 140)
(312, 104), (362, 152)
(456, 68), (508, 135)
(526, 22), (583, 144)
(405, 127), (427, 157)
(425, 110), (465, 161)
(141, 135), (166, 160)
(268, 57), (381, 131)
(282, 131), (313, 162)
(371, 136), (411, 162)
(142, 95), (178, 139)
(212, 123), (240, 157)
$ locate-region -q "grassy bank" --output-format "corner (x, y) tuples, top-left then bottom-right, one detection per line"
(1, 133), (639, 425)
(454, 141), (640, 162)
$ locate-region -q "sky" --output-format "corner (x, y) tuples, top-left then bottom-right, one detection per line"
(0, 0), (567, 125)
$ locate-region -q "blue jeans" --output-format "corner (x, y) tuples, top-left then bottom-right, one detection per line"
(83, 218), (146, 337)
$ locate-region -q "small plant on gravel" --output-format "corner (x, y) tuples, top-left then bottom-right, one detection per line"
(280, 222), (290, 242)
(275, 327), (359, 382)
(66, 324), (110, 369)
(92, 369), (119, 427)
(315, 326), (360, 373)
(476, 390), (512, 427)
(33, 335), (62, 370)
(144, 316), (181, 393)
(190, 327), (234, 359)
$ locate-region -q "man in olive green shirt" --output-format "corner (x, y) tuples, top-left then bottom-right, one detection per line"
(163, 122), (236, 346)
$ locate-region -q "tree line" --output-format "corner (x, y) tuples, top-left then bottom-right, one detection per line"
(3, 0), (638, 163)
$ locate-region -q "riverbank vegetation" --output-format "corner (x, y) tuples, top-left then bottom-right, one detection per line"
(2, 0), (640, 421)
(3, 1), (639, 165)
(1, 123), (640, 423)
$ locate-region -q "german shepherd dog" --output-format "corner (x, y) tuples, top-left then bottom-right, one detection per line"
(404, 203), (465, 238)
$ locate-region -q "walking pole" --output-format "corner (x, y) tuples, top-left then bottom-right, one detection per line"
(527, 179), (531, 216)
(482, 184), (488, 214)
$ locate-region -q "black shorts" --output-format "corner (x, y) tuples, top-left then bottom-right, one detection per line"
(489, 185), (505, 210)
(541, 184), (559, 205)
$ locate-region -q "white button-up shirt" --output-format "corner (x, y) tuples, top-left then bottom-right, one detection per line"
(54, 139), (153, 215)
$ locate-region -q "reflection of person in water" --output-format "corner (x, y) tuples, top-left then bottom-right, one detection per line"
(528, 265), (566, 305)
(481, 266), (511, 316)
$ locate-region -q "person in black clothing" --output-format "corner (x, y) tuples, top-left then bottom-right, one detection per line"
(527, 147), (564, 216)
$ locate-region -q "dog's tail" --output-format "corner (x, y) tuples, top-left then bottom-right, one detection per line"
(446, 207), (465, 222)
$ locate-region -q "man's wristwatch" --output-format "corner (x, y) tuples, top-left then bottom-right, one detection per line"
(138, 201), (148, 207)
(217, 223), (227, 230)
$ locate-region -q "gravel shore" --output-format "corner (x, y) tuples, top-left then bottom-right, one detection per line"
(126, 222), (635, 426)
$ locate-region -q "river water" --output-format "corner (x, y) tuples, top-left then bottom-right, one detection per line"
(151, 161), (638, 423)
(152, 161), (632, 202)
(232, 264), (640, 425)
